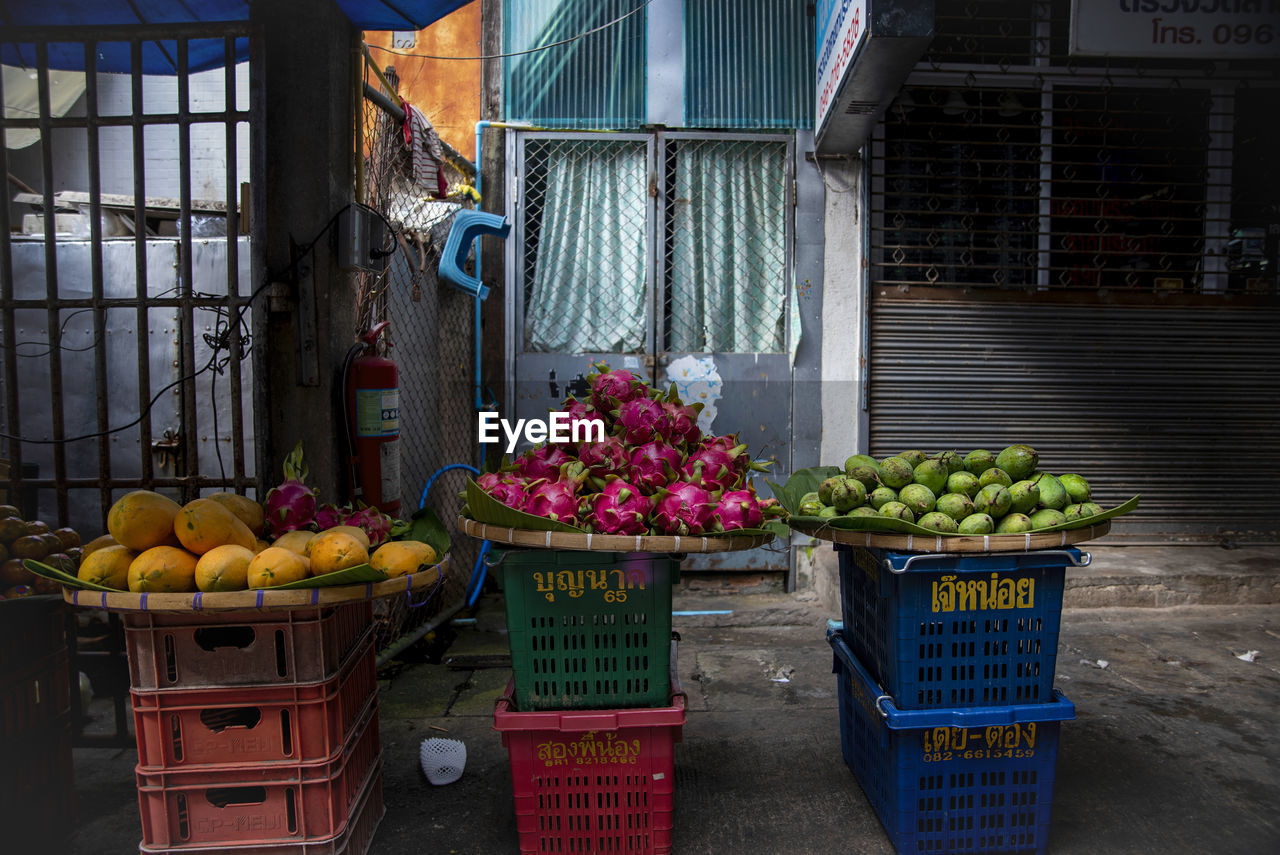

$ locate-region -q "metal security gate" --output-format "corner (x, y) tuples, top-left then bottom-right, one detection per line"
(1, 23), (255, 533)
(866, 0), (1280, 543)
(867, 300), (1280, 542)
(507, 131), (795, 571)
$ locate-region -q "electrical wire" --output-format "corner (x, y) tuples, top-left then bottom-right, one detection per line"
(364, 0), (651, 62)
(12, 285), (181, 359)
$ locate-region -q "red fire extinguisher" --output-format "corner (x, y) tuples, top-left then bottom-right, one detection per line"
(344, 321), (401, 516)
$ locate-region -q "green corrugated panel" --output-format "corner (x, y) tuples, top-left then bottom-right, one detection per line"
(503, 0), (646, 128)
(684, 0), (815, 129)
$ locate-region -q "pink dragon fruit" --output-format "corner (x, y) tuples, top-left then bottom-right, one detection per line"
(522, 478), (581, 525)
(682, 442), (751, 493)
(587, 362), (647, 412)
(344, 504), (393, 547)
(476, 471), (528, 511)
(658, 400), (703, 448)
(560, 396), (606, 443)
(583, 478), (651, 535)
(578, 435), (629, 479)
(264, 441), (318, 537)
(510, 444), (574, 482)
(612, 396), (666, 446)
(701, 433), (740, 453)
(314, 504), (345, 530)
(627, 441), (684, 494)
(650, 481), (717, 536)
(712, 488), (764, 532)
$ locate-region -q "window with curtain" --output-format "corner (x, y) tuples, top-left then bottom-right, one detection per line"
(519, 134), (791, 356)
(522, 138), (649, 353)
(664, 138), (789, 352)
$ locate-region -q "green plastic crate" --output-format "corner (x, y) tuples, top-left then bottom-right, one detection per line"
(496, 549), (679, 711)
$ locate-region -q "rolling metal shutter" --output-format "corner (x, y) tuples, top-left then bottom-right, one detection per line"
(867, 299), (1280, 543)
(865, 1), (1279, 543)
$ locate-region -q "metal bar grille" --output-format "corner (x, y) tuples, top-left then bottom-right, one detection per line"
(867, 0), (1280, 543)
(871, 0), (1280, 296)
(0, 24), (255, 535)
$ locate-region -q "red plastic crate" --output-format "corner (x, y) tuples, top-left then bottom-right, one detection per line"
(126, 603), (373, 691)
(494, 645), (684, 855)
(139, 763), (384, 855)
(136, 702), (381, 849)
(133, 639), (375, 769)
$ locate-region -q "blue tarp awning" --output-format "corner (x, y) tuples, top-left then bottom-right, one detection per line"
(0, 0), (472, 73)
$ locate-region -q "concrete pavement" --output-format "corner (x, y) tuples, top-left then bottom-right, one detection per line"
(59, 546), (1280, 854)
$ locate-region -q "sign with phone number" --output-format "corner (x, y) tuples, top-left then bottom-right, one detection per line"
(1071, 0), (1280, 58)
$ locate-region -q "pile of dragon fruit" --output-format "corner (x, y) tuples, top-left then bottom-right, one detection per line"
(473, 364), (785, 537)
(263, 441), (394, 544)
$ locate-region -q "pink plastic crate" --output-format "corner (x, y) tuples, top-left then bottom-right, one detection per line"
(136, 703), (381, 850)
(139, 769), (383, 855)
(126, 603), (373, 691)
(132, 640), (375, 770)
(494, 645), (684, 855)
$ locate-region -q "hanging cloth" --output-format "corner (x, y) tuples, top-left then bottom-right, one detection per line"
(401, 97), (448, 199)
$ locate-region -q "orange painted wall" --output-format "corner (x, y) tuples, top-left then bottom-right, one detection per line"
(364, 1), (481, 161)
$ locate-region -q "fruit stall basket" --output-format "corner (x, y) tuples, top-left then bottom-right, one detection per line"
(828, 623), (1074, 855)
(494, 641), (685, 855)
(837, 545), (1088, 709)
(38, 557), (449, 614)
(489, 547), (681, 710)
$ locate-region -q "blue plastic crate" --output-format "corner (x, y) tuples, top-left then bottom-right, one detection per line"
(837, 545), (1086, 709)
(828, 622), (1074, 855)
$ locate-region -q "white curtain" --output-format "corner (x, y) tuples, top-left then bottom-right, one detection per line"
(525, 141), (647, 353)
(668, 141), (787, 352)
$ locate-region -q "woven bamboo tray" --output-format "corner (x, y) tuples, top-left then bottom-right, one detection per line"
(460, 517), (774, 553)
(57, 556), (448, 614)
(789, 520), (1110, 553)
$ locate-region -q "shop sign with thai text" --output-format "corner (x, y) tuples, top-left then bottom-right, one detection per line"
(816, 0), (869, 133)
(1071, 0), (1280, 58)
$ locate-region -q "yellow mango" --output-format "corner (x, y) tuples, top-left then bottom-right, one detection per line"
(247, 546), (309, 588)
(128, 546), (199, 593)
(174, 498), (257, 555)
(195, 544), (256, 592)
(369, 540), (437, 578)
(107, 490), (182, 552)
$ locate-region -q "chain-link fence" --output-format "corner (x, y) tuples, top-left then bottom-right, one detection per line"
(359, 65), (481, 653)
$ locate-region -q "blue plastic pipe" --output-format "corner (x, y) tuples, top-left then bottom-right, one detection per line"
(418, 463), (490, 608)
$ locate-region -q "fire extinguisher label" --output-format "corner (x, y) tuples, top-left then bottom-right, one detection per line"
(380, 441), (401, 504)
(355, 388), (399, 437)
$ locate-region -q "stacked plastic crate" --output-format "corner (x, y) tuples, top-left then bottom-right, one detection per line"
(124, 602), (384, 855)
(491, 549), (686, 855)
(828, 545), (1087, 855)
